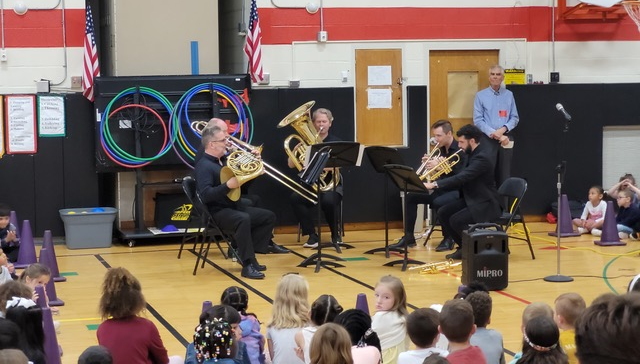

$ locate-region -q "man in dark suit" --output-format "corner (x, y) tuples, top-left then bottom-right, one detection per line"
(423, 124), (502, 260)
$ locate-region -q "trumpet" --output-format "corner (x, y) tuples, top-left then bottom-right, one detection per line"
(408, 259), (461, 274)
(416, 142), (440, 176)
(419, 149), (463, 181)
(225, 137), (318, 204)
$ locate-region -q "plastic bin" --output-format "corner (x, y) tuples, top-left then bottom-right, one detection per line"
(59, 207), (117, 249)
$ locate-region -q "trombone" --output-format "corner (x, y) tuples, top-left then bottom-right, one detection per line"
(225, 137), (319, 204)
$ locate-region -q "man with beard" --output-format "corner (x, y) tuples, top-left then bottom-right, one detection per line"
(423, 124), (502, 260)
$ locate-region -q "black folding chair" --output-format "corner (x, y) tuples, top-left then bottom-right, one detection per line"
(177, 176), (240, 275)
(495, 177), (536, 260)
(422, 206), (442, 246)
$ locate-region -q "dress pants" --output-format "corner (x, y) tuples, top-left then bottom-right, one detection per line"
(291, 191), (342, 238)
(403, 190), (459, 237)
(482, 133), (512, 188)
(211, 205), (275, 262)
(437, 198), (474, 246)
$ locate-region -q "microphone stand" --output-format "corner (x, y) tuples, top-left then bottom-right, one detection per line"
(544, 114), (573, 283)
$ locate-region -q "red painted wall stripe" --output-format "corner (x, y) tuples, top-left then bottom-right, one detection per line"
(1, 9), (84, 48)
(260, 7), (640, 44)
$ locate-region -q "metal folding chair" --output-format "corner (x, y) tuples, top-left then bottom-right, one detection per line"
(495, 177), (536, 260)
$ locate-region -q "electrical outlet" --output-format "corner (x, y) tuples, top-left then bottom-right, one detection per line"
(71, 76), (82, 88)
(317, 31), (328, 43)
(0, 49), (7, 62)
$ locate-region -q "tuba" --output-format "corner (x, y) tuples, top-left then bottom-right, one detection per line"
(277, 101), (339, 191)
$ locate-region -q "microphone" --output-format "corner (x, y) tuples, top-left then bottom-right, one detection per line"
(555, 103), (572, 121)
(429, 137), (437, 145)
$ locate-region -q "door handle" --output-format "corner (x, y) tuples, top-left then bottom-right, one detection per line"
(397, 77), (403, 86)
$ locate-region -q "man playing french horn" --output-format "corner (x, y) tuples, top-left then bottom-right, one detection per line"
(287, 107), (343, 248)
(389, 119), (465, 251)
(194, 125), (274, 279)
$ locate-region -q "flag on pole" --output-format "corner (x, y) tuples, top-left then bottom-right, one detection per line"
(244, 0), (264, 83)
(83, 5), (100, 102)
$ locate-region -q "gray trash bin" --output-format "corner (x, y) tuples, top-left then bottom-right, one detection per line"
(59, 207), (117, 249)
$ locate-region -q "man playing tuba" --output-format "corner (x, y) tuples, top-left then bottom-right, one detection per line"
(287, 107), (344, 248)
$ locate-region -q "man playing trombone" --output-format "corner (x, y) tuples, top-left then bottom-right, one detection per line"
(389, 119), (464, 250)
(195, 125), (274, 279)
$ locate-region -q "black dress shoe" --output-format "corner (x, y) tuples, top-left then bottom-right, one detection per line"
(250, 258), (267, 271)
(435, 237), (455, 252)
(267, 242), (290, 254)
(445, 248), (463, 260)
(241, 264), (265, 279)
(389, 236), (417, 249)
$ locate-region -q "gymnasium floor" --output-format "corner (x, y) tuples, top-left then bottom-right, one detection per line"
(50, 222), (639, 363)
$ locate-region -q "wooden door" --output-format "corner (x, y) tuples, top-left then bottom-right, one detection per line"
(355, 49), (403, 146)
(429, 50), (499, 133)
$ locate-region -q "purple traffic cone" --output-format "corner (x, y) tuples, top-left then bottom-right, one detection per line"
(202, 300), (213, 313)
(39, 248), (64, 306)
(595, 201), (626, 246)
(548, 194), (582, 237)
(42, 230), (66, 282)
(42, 307), (62, 364)
(15, 220), (37, 269)
(355, 293), (370, 315)
(35, 285), (48, 308)
(9, 211), (20, 239)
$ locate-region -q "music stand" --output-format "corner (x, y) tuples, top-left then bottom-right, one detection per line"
(382, 164), (427, 271)
(363, 146), (406, 257)
(310, 141), (363, 252)
(298, 146), (346, 272)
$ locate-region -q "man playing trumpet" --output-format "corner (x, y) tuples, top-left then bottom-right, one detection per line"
(389, 119), (464, 250)
(195, 125), (275, 279)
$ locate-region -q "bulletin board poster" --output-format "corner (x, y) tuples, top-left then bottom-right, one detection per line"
(0, 96), (4, 158)
(5, 95), (37, 154)
(38, 95), (65, 137)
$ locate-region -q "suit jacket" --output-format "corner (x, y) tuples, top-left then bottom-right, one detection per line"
(435, 141), (502, 222)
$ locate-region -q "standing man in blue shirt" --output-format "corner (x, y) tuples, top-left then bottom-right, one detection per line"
(473, 65), (519, 187)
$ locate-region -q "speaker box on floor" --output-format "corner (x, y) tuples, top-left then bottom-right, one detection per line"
(461, 223), (509, 291)
(154, 193), (192, 229)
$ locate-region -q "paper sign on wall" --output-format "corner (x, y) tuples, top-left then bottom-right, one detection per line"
(5, 95), (37, 154)
(368, 65), (392, 86)
(367, 88), (392, 109)
(38, 95), (66, 137)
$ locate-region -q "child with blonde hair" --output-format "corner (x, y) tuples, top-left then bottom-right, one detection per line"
(554, 293), (586, 364)
(309, 323), (354, 364)
(267, 273), (310, 364)
(295, 294), (344, 364)
(371, 275), (409, 364)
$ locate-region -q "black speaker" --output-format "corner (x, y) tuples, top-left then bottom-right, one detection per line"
(461, 223), (509, 290)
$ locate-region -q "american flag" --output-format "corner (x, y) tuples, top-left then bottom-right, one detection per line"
(244, 0), (264, 83)
(83, 5), (100, 102)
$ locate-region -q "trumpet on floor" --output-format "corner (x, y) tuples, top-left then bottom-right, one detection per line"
(409, 259), (461, 274)
(419, 149), (463, 181)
